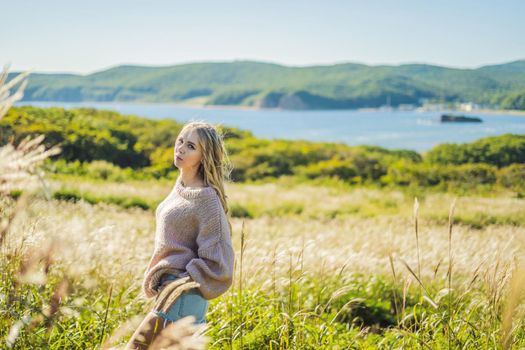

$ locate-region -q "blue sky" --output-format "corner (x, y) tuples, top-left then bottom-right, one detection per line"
(2, 0), (524, 74)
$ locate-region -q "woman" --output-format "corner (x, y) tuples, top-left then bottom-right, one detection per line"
(126, 121), (235, 349)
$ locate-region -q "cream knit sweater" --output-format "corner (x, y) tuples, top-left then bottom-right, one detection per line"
(142, 175), (235, 300)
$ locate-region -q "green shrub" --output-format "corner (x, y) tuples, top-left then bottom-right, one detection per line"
(262, 202), (304, 217)
(52, 189), (83, 202)
(295, 157), (358, 181)
(52, 188), (151, 210)
(497, 163), (525, 190)
(444, 163), (497, 185)
(385, 161), (497, 188)
(229, 202), (253, 218)
(424, 134), (525, 167)
(87, 160), (125, 181)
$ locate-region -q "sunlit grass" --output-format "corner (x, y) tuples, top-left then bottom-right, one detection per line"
(45, 173), (525, 228)
(2, 176), (525, 348)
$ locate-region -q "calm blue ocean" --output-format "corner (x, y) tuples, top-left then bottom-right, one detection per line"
(14, 101), (525, 152)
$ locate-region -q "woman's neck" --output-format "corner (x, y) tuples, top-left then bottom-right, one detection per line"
(180, 172), (205, 188)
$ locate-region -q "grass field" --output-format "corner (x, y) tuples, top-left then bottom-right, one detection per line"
(2, 175), (525, 349)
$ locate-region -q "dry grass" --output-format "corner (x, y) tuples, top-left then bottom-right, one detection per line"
(9, 178), (525, 299)
(47, 174), (525, 224)
(4, 168), (525, 348)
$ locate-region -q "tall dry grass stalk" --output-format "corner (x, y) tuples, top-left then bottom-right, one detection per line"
(0, 63), (31, 118)
(501, 263), (525, 350)
(413, 197), (421, 286)
(447, 197), (457, 349)
(1, 63), (59, 309)
(388, 252), (400, 325)
(0, 64), (61, 196)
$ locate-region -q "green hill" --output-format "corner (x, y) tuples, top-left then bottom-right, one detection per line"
(8, 59), (525, 110)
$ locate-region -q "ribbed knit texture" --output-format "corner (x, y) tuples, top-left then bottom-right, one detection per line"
(142, 174), (235, 300)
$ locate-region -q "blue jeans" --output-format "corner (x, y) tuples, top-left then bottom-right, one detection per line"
(152, 274), (209, 325)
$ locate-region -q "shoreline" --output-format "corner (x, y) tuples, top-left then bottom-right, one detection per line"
(463, 108), (525, 116)
(15, 100), (525, 116)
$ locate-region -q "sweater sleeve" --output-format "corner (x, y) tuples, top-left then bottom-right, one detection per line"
(185, 196), (235, 300)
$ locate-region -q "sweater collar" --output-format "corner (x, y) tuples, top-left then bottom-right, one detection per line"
(175, 175), (215, 199)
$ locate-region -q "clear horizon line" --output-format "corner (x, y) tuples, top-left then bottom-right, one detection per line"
(7, 56), (525, 76)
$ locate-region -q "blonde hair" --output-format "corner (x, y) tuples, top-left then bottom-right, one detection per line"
(179, 120), (234, 235)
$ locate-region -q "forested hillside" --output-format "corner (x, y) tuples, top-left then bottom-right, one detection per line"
(7, 60), (525, 110)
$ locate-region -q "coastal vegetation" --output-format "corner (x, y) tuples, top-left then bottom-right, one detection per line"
(2, 105), (524, 202)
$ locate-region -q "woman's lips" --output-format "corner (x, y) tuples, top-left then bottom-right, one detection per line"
(176, 156), (183, 161)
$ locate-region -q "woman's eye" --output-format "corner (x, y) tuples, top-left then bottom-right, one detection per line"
(177, 139), (194, 149)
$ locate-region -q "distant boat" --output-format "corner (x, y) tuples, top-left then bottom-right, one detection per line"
(440, 114), (483, 123)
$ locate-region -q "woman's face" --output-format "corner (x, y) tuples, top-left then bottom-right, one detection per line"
(174, 128), (203, 171)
